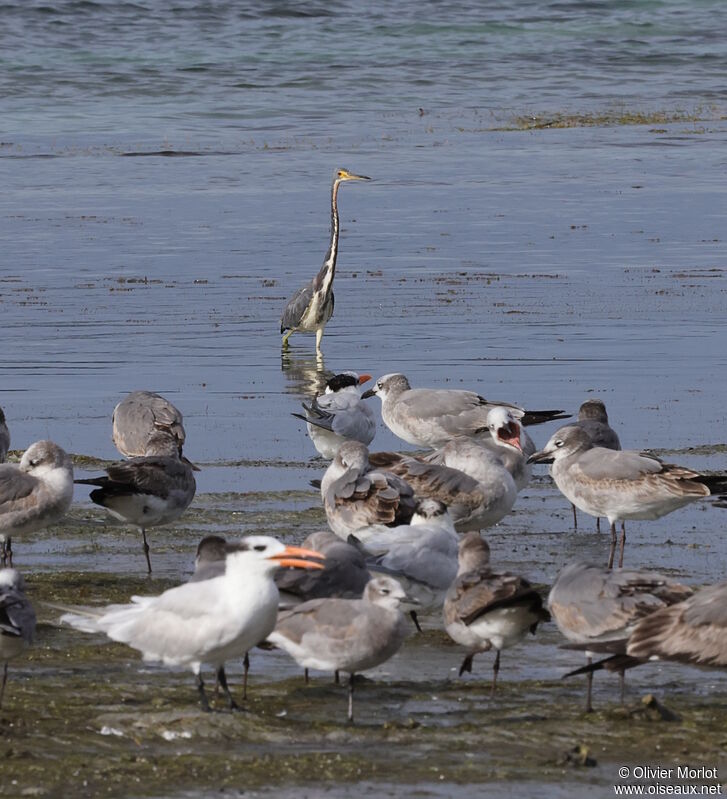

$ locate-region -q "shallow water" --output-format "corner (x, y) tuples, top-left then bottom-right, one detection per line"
(2, 1), (727, 796)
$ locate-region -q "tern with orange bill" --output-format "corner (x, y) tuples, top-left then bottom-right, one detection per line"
(292, 371), (376, 459)
(59, 536), (324, 711)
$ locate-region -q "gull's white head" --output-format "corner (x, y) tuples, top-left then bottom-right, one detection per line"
(527, 426), (593, 465)
(410, 499), (455, 530)
(0, 568), (25, 591)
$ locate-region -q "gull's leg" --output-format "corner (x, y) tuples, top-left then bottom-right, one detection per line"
(141, 528), (152, 574)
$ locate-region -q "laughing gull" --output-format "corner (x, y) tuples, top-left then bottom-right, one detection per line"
(528, 426), (727, 569)
(112, 390), (186, 458)
(268, 575), (410, 722)
(60, 536), (324, 711)
(559, 400), (622, 531)
(280, 168), (371, 353)
(549, 562), (693, 711)
(443, 533), (550, 695)
(362, 373), (568, 449)
(320, 441), (416, 539)
(627, 582), (727, 670)
(0, 569), (36, 709)
(0, 408), (9, 463)
(292, 371), (376, 459)
(76, 430), (197, 573)
(0, 440), (74, 567)
(362, 499), (459, 626)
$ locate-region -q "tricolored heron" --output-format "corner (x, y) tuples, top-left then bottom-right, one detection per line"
(280, 168), (370, 352)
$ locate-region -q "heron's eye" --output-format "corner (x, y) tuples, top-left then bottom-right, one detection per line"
(254, 544), (267, 552)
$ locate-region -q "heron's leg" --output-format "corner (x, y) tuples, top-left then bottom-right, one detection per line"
(141, 528), (152, 573)
(347, 673), (355, 723)
(196, 672), (211, 712)
(490, 650), (501, 698)
(282, 329), (294, 347)
(571, 503), (578, 530)
(315, 327), (324, 352)
(607, 523), (616, 570)
(618, 522), (626, 569)
(216, 666), (241, 711)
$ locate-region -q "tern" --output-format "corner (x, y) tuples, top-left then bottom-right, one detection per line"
(0, 440), (74, 567)
(362, 373), (567, 449)
(292, 371), (376, 459)
(528, 426), (727, 568)
(60, 536), (324, 711)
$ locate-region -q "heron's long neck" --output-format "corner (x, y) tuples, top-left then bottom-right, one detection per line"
(316, 178), (341, 292)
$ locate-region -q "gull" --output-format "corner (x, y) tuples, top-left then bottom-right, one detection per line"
(549, 561), (693, 711)
(528, 426), (727, 569)
(75, 430), (197, 573)
(268, 575), (410, 722)
(443, 533), (550, 695)
(292, 371), (376, 459)
(112, 390), (186, 458)
(0, 407), (9, 462)
(280, 168), (371, 353)
(362, 372), (568, 449)
(60, 536), (324, 711)
(627, 582), (727, 670)
(320, 441), (416, 539)
(362, 499), (459, 626)
(369, 407), (525, 531)
(0, 568), (36, 709)
(558, 399), (622, 531)
(0, 440), (74, 567)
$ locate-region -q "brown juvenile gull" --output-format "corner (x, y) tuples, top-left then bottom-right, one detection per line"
(0, 568), (36, 709)
(556, 399), (622, 532)
(627, 582), (727, 672)
(112, 390), (186, 458)
(268, 575), (410, 722)
(60, 536), (324, 712)
(0, 440), (74, 567)
(443, 533), (550, 695)
(362, 372), (568, 449)
(280, 168), (371, 353)
(292, 371), (376, 459)
(76, 430), (197, 573)
(528, 425), (727, 569)
(548, 561), (692, 711)
(320, 440), (416, 539)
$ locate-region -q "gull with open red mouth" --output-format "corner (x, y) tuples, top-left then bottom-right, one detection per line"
(362, 372), (567, 450)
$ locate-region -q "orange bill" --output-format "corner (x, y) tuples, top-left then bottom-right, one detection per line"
(358, 374), (372, 385)
(269, 545), (325, 570)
